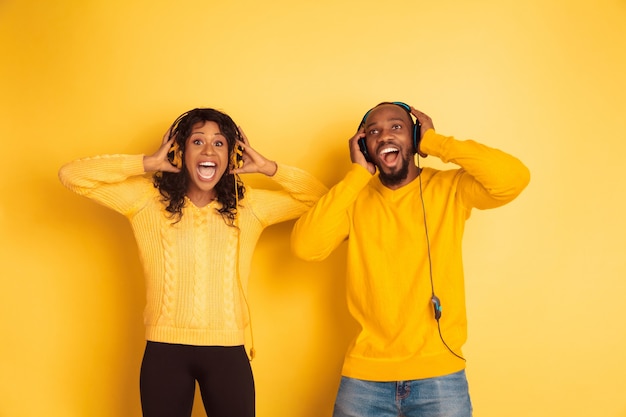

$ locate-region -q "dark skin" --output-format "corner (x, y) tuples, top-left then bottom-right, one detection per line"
(349, 104), (434, 190)
(143, 125), (277, 207)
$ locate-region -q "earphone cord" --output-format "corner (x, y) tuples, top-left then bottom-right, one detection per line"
(417, 156), (435, 300)
(417, 155), (465, 362)
(234, 175), (256, 361)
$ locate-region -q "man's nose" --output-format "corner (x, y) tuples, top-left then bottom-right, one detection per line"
(379, 127), (394, 140)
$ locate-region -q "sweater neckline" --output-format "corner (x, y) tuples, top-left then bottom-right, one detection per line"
(373, 168), (427, 199)
(185, 196), (217, 211)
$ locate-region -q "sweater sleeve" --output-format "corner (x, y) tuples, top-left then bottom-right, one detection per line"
(246, 163), (329, 226)
(420, 129), (531, 210)
(291, 164), (372, 261)
(58, 154), (152, 216)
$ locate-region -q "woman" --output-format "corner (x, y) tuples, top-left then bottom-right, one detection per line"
(58, 108), (327, 417)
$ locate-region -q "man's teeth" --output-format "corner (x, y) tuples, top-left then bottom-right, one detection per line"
(380, 147), (399, 155)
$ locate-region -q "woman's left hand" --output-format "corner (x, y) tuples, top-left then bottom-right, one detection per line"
(231, 126), (278, 177)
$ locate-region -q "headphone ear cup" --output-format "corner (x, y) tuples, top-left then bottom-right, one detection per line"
(167, 141), (183, 169)
(231, 144), (244, 169)
(413, 123), (421, 154)
(358, 137), (373, 163)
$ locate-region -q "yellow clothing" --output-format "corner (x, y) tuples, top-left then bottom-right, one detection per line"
(292, 130), (530, 381)
(59, 154), (327, 346)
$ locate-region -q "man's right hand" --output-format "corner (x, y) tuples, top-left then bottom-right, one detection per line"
(349, 127), (376, 175)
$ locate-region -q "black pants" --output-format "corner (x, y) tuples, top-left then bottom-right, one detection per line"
(140, 342), (255, 417)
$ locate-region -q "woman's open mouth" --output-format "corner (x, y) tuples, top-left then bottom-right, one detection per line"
(197, 161), (217, 180)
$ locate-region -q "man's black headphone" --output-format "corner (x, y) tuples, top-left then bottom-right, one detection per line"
(357, 101), (421, 163)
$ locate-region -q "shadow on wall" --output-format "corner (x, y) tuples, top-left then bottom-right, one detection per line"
(240, 220), (354, 417)
(49, 172), (147, 415)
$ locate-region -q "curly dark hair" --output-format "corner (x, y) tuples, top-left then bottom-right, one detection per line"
(153, 108), (245, 225)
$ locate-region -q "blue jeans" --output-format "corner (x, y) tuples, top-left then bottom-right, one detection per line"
(333, 370), (472, 417)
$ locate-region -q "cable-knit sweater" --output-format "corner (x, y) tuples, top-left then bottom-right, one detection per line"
(59, 154), (328, 346)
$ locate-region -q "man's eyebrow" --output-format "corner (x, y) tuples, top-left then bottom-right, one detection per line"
(365, 117), (406, 129)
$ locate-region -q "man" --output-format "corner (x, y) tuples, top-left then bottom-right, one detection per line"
(291, 102), (530, 417)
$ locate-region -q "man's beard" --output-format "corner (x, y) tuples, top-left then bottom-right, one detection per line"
(377, 150), (411, 187)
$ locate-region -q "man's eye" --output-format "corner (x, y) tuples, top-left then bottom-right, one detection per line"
(368, 129), (379, 135)
(392, 124), (402, 130)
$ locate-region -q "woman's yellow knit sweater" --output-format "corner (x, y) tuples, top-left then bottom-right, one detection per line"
(59, 154), (327, 347)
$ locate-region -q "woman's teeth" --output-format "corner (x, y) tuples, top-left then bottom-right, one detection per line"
(198, 162), (216, 179)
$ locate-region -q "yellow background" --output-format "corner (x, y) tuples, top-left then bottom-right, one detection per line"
(1, 0), (625, 416)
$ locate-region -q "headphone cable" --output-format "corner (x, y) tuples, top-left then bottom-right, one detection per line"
(417, 154), (465, 362)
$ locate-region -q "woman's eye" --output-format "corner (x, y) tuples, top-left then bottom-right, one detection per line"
(193, 139), (203, 145)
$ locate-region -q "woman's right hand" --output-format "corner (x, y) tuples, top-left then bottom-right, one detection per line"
(143, 129), (182, 173)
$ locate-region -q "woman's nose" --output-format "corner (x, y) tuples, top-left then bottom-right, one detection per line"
(201, 143), (215, 155)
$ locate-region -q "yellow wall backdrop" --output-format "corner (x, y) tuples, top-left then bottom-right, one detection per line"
(1, 0), (625, 416)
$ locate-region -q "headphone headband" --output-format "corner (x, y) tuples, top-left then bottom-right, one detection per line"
(359, 101), (412, 129)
